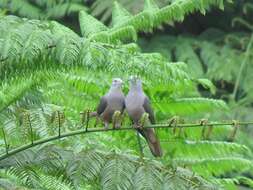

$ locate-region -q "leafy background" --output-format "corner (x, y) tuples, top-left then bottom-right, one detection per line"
(0, 0), (253, 189)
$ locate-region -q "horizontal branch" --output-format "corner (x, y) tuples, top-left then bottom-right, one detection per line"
(0, 120), (253, 161)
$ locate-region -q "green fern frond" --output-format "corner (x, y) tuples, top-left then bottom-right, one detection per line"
(212, 178), (238, 190)
(236, 176), (253, 189)
(112, 1), (133, 27)
(101, 155), (135, 189)
(67, 148), (106, 182)
(46, 3), (87, 19)
(0, 178), (19, 190)
(0, 0), (88, 20)
(107, 0), (232, 40)
(79, 10), (108, 38)
(162, 167), (219, 190)
(55, 35), (81, 65)
(164, 140), (252, 160)
(175, 38), (203, 77)
(0, 170), (32, 189)
(196, 78), (216, 95)
(154, 97), (228, 116)
(0, 75), (41, 112)
(20, 30), (53, 62)
(175, 157), (253, 177)
(109, 25), (137, 43)
(232, 17), (253, 31)
(133, 163), (163, 190)
(199, 41), (243, 81)
(211, 176), (253, 190)
(1, 145), (220, 189)
(8, 166), (40, 187)
(36, 174), (74, 190)
(144, 0), (159, 12)
(243, 2), (253, 15)
(50, 20), (79, 38)
(5, 0), (42, 19)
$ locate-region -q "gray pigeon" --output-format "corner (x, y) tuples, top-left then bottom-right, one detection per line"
(125, 76), (163, 157)
(95, 78), (125, 129)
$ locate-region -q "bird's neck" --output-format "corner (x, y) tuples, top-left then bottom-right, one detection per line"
(130, 85), (143, 93)
(109, 86), (121, 93)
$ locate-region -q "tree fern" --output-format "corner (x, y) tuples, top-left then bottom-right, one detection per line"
(1, 1), (252, 189)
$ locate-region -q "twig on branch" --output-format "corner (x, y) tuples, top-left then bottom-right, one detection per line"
(27, 113), (33, 145)
(228, 120), (240, 141)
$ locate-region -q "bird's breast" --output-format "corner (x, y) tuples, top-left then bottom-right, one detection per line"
(105, 93), (125, 113)
(125, 93), (143, 107)
(125, 93), (145, 122)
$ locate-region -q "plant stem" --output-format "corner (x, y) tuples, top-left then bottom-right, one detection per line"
(1, 128), (8, 154)
(57, 111), (61, 137)
(232, 34), (253, 100)
(0, 120), (253, 161)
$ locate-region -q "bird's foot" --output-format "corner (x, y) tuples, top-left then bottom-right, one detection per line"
(112, 111), (121, 129)
(133, 124), (144, 130)
(168, 116), (179, 126)
(168, 116), (180, 135)
(140, 113), (149, 127)
(113, 123), (121, 129)
(94, 117), (98, 128)
(199, 119), (208, 139)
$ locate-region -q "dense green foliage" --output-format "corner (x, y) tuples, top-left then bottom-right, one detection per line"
(0, 0), (253, 189)
(0, 0), (88, 19)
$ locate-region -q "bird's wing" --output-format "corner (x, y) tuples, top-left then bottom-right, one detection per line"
(121, 99), (126, 113)
(97, 96), (107, 115)
(143, 96), (155, 124)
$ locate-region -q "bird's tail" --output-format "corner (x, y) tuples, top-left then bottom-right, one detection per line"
(138, 129), (163, 157)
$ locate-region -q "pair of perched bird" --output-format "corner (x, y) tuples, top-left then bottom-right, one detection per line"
(93, 76), (162, 157)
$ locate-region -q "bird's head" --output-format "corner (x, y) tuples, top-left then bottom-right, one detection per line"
(111, 78), (123, 89)
(129, 75), (142, 90)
